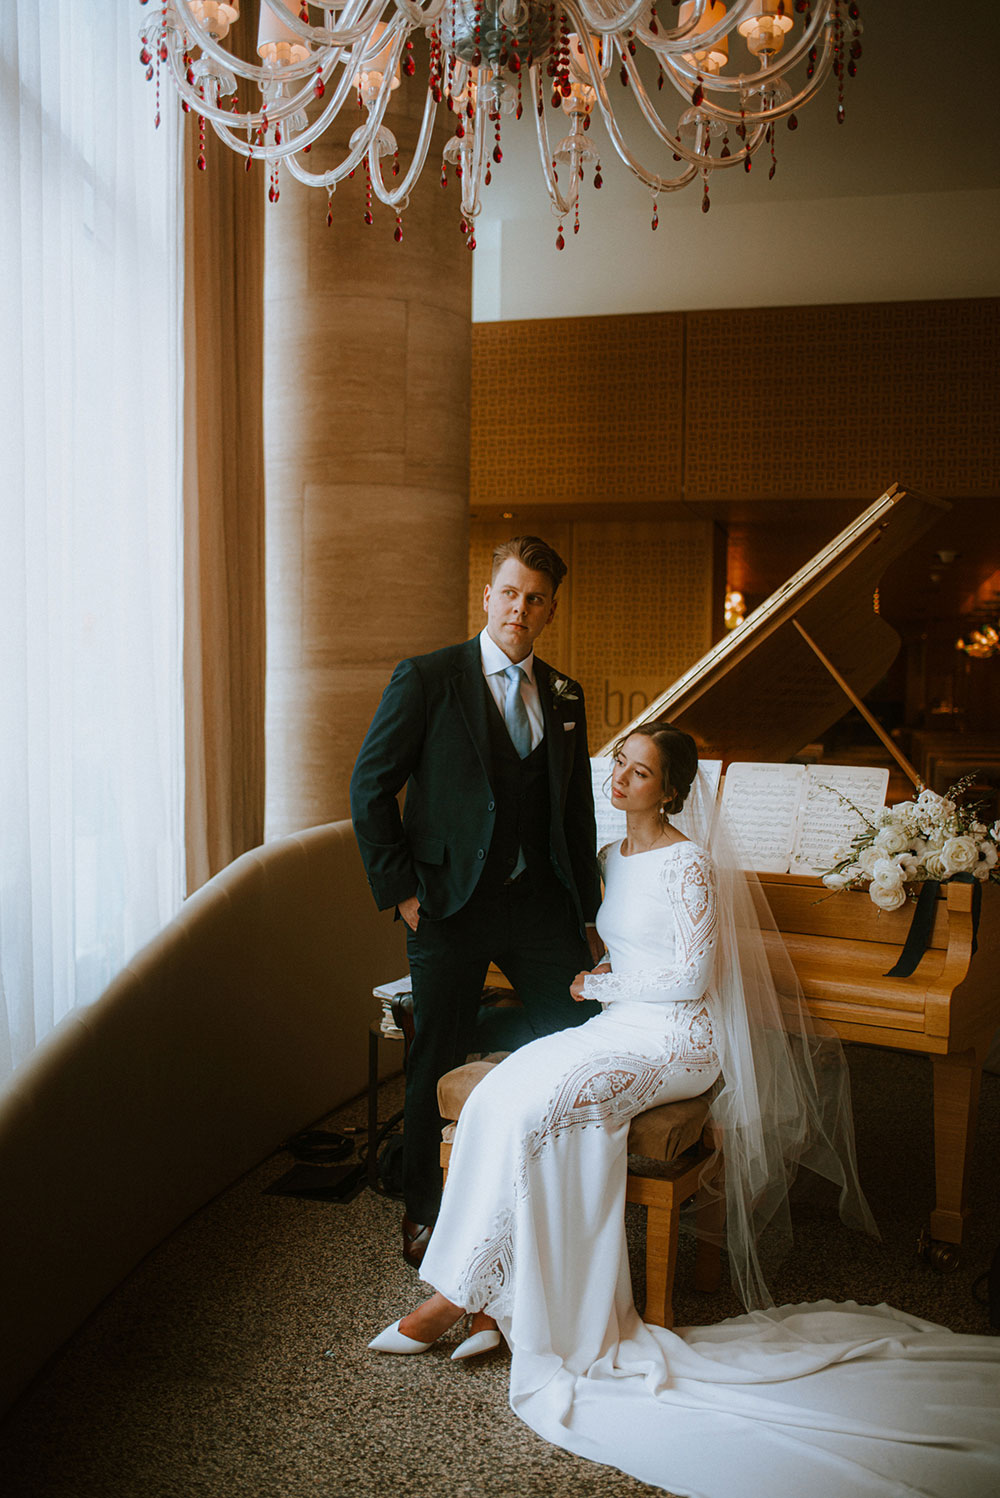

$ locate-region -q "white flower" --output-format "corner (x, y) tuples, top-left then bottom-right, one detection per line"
(857, 846), (881, 876)
(822, 872), (849, 890)
(940, 835), (979, 875)
(992, 821), (1000, 842)
(870, 882), (907, 911)
(895, 852), (921, 880)
(871, 858), (905, 890)
(980, 842), (998, 869)
(874, 825), (909, 855)
(917, 789), (955, 820)
(972, 821), (987, 836)
(923, 850), (948, 880)
(876, 807), (895, 828)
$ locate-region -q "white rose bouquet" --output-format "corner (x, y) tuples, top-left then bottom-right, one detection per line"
(822, 775), (1000, 910)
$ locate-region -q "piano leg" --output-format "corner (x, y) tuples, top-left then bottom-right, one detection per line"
(928, 1047), (984, 1250)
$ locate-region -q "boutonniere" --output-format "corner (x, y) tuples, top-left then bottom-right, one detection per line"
(550, 675), (580, 706)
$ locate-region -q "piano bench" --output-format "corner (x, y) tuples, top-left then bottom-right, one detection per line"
(437, 1058), (725, 1329)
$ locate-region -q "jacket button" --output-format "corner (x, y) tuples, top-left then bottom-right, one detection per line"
(477, 849), (485, 859)
(487, 801), (495, 812)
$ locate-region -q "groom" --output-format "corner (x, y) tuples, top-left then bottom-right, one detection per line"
(350, 535), (604, 1264)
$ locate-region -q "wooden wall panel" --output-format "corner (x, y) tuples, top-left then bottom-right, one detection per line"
(470, 313), (685, 508)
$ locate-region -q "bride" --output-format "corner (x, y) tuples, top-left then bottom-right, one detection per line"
(368, 720), (1000, 1498)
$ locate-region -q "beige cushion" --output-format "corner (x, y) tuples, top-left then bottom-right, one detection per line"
(437, 1058), (505, 1118)
(438, 1057), (716, 1164)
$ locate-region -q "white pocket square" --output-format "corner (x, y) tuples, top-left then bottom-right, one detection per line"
(563, 721), (576, 731)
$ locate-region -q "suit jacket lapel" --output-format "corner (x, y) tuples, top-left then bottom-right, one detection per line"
(536, 658), (568, 798)
(451, 636), (494, 783)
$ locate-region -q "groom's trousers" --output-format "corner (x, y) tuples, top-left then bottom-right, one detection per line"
(403, 867), (597, 1226)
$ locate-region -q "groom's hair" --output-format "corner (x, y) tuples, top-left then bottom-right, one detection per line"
(491, 536), (568, 595)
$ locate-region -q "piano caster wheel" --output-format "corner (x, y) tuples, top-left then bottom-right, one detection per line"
(916, 1227), (960, 1272)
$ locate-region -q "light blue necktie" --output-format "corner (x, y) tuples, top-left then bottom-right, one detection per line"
(503, 664), (532, 759)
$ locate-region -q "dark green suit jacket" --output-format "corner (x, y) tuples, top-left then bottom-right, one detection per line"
(349, 636), (602, 930)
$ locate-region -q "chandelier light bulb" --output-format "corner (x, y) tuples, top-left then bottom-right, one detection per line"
(143, 0), (862, 249)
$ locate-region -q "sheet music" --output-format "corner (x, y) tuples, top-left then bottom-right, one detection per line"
(591, 757), (626, 852)
(720, 762), (804, 872)
(789, 764), (890, 876)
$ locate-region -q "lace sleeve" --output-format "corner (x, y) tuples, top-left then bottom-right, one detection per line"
(582, 846), (718, 1004)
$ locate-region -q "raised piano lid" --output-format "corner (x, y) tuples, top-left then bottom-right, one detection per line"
(599, 483), (950, 765)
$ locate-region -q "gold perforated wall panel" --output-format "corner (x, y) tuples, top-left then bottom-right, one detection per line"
(470, 314), (686, 507)
(684, 300), (999, 500)
(471, 299), (999, 506)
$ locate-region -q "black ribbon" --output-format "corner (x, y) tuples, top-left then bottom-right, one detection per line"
(884, 871), (981, 979)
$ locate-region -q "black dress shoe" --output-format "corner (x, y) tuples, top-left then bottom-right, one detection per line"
(402, 1215), (433, 1268)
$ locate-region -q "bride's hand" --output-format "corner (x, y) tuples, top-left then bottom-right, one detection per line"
(571, 963), (611, 1001)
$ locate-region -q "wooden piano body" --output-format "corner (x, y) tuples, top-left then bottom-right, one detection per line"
(762, 871), (997, 1254)
(603, 483), (1000, 1256)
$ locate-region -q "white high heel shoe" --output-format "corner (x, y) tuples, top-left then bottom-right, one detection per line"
(367, 1319), (436, 1354)
(450, 1326), (502, 1361)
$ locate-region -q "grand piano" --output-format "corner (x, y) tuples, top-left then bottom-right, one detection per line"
(601, 482), (999, 1266)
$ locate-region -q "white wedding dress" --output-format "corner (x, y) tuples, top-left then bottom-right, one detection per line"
(418, 840), (1000, 1498)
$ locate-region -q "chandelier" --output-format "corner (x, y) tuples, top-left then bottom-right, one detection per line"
(138, 0), (862, 247)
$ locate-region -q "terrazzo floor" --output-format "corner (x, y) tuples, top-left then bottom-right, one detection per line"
(0, 1047), (997, 1498)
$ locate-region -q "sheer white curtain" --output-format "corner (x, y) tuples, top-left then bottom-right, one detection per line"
(0, 2), (185, 1080)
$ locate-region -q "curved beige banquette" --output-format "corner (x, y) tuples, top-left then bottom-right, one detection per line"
(0, 821), (405, 1416)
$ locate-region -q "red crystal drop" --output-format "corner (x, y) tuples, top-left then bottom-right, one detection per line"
(560, 80), (572, 97)
(315, 80), (325, 98)
(787, 113), (798, 131)
(404, 57), (416, 76)
(768, 163), (775, 180)
(551, 92), (560, 109)
(692, 83), (704, 107)
(744, 155), (752, 173)
(837, 103), (845, 124)
(364, 211), (373, 226)
(509, 55), (521, 73)
(493, 145), (502, 164)
(394, 224), (403, 242)
(849, 2), (860, 17)
(327, 209), (333, 227)
(159, 43), (168, 61)
(145, 65), (154, 81)
(594, 172), (602, 189)
(485, 167), (492, 185)
(701, 194), (710, 213)
(140, 47), (151, 65)
(197, 156), (207, 172)
(245, 157), (253, 172)
(619, 66), (628, 87)
(556, 230), (565, 250)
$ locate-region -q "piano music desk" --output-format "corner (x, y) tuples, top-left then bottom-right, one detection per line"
(759, 873), (998, 1262)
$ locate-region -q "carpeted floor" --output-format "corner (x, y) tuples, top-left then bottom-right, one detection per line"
(1, 1046), (997, 1498)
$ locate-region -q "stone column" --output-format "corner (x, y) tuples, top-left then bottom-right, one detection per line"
(264, 77), (472, 836)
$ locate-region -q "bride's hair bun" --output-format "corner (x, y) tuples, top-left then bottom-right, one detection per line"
(631, 719), (698, 814)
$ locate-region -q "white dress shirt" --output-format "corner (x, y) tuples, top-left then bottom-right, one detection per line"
(480, 628), (545, 752)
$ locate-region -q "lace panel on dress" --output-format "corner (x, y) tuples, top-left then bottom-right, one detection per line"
(452, 1206), (515, 1317)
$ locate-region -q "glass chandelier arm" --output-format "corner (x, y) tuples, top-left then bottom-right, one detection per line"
(569, 0), (657, 39)
(633, 0), (759, 50)
(391, 0), (448, 26)
(529, 66), (579, 219)
(203, 49), (362, 158)
(367, 84), (438, 208)
(616, 46), (767, 170)
(658, 6), (834, 105)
